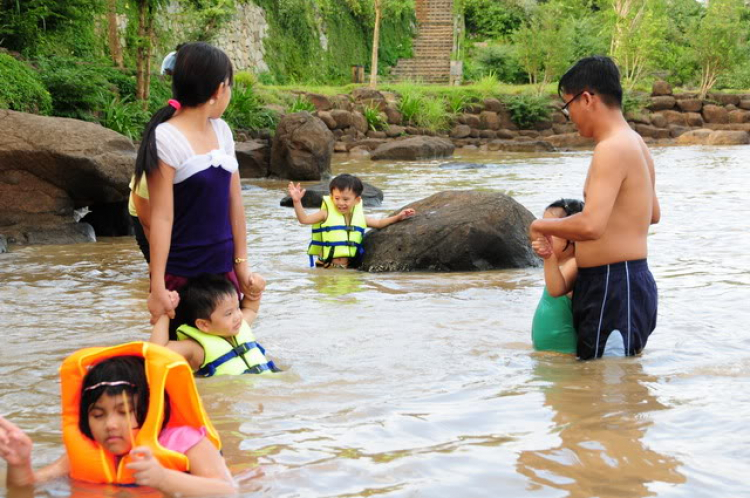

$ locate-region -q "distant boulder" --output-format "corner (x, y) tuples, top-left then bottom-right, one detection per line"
(270, 112), (334, 181)
(359, 191), (539, 272)
(371, 136), (455, 160)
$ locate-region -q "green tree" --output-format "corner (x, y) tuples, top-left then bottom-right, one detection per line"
(608, 0), (668, 90)
(690, 0), (747, 98)
(512, 2), (574, 95)
(368, 0), (413, 87)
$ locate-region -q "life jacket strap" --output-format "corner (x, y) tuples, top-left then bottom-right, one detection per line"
(195, 341), (275, 377)
(311, 225), (366, 235)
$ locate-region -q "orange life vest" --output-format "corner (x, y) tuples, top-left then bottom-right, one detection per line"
(60, 342), (221, 484)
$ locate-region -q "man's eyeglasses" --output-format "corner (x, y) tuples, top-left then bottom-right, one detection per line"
(560, 91), (593, 119)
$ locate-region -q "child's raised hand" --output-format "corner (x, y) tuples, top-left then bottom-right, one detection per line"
(398, 208), (416, 221)
(287, 182), (306, 203)
(0, 416), (33, 466)
(127, 446), (167, 489)
(531, 236), (554, 260)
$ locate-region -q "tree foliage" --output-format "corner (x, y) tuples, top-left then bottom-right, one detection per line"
(690, 0), (747, 98)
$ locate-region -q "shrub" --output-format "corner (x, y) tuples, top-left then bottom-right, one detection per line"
(397, 87), (449, 131)
(224, 83), (278, 131)
(234, 71), (257, 87)
(622, 91), (650, 116)
(35, 58), (134, 121)
(100, 96), (150, 141)
(505, 95), (552, 129)
(474, 45), (526, 84)
(0, 54), (52, 114)
(287, 95), (316, 113)
(362, 104), (388, 131)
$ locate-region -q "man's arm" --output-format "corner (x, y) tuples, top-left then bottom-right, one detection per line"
(530, 143), (627, 241)
(647, 156), (660, 225)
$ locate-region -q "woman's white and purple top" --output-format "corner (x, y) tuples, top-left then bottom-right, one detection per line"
(155, 118), (238, 277)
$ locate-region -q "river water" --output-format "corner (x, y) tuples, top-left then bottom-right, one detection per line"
(1, 145), (749, 497)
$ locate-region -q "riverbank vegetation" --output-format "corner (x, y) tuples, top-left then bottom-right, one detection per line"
(1, 0), (748, 137)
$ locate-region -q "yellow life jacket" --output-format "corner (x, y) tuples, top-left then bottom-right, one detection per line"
(307, 195), (366, 266)
(176, 319), (278, 377)
(60, 342), (221, 485)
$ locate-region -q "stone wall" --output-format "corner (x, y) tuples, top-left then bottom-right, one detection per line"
(285, 82), (750, 155)
(158, 1), (270, 73)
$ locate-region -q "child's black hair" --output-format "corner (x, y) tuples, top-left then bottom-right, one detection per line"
(79, 356), (171, 440)
(329, 174), (364, 197)
(135, 42), (234, 187)
(546, 198), (584, 217)
(558, 56), (623, 108)
(174, 274), (238, 329)
(545, 198), (585, 252)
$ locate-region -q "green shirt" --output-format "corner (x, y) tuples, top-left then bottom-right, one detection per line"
(531, 287), (577, 354)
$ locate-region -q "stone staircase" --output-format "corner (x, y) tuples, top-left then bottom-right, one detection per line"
(391, 0), (453, 84)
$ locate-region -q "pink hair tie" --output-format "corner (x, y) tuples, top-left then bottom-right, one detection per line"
(167, 99), (181, 110)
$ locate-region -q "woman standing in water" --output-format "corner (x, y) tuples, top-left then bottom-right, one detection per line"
(134, 42), (262, 323)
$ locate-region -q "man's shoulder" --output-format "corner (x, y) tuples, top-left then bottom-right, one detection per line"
(592, 129), (647, 166)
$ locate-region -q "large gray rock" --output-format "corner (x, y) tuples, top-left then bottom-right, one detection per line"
(0, 110), (134, 245)
(371, 136), (455, 161)
(280, 181), (383, 208)
(270, 112), (334, 181)
(236, 140), (270, 178)
(359, 191), (539, 272)
(0, 235), (6, 253)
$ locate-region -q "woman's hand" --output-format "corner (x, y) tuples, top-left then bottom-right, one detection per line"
(0, 416), (32, 467)
(244, 273), (266, 301)
(127, 447), (167, 489)
(147, 288), (177, 325)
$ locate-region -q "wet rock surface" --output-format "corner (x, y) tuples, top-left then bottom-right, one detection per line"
(359, 190), (539, 272)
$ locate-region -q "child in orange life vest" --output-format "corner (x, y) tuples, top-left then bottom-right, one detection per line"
(150, 273), (278, 376)
(0, 351), (236, 495)
(288, 174), (416, 268)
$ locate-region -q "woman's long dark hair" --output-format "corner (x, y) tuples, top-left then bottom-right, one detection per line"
(134, 42), (234, 187)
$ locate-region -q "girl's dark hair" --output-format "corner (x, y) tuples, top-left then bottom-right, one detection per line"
(79, 356), (170, 440)
(134, 42), (234, 187)
(175, 273), (238, 329)
(329, 174), (364, 196)
(546, 198), (584, 217)
(558, 56), (623, 108)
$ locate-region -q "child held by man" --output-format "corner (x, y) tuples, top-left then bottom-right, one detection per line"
(288, 174), (415, 268)
(149, 273), (279, 377)
(531, 199), (584, 355)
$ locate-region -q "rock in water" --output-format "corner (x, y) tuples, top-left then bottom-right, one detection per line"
(270, 112), (334, 180)
(371, 136), (454, 160)
(360, 191), (539, 272)
(0, 110), (134, 245)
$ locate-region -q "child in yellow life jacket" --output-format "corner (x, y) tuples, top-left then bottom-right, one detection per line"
(149, 273), (279, 377)
(0, 343), (236, 495)
(288, 173), (416, 268)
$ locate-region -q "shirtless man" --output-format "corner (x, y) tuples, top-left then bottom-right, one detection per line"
(530, 56), (660, 360)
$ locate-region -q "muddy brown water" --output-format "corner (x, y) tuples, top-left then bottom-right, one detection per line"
(1, 146), (749, 497)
